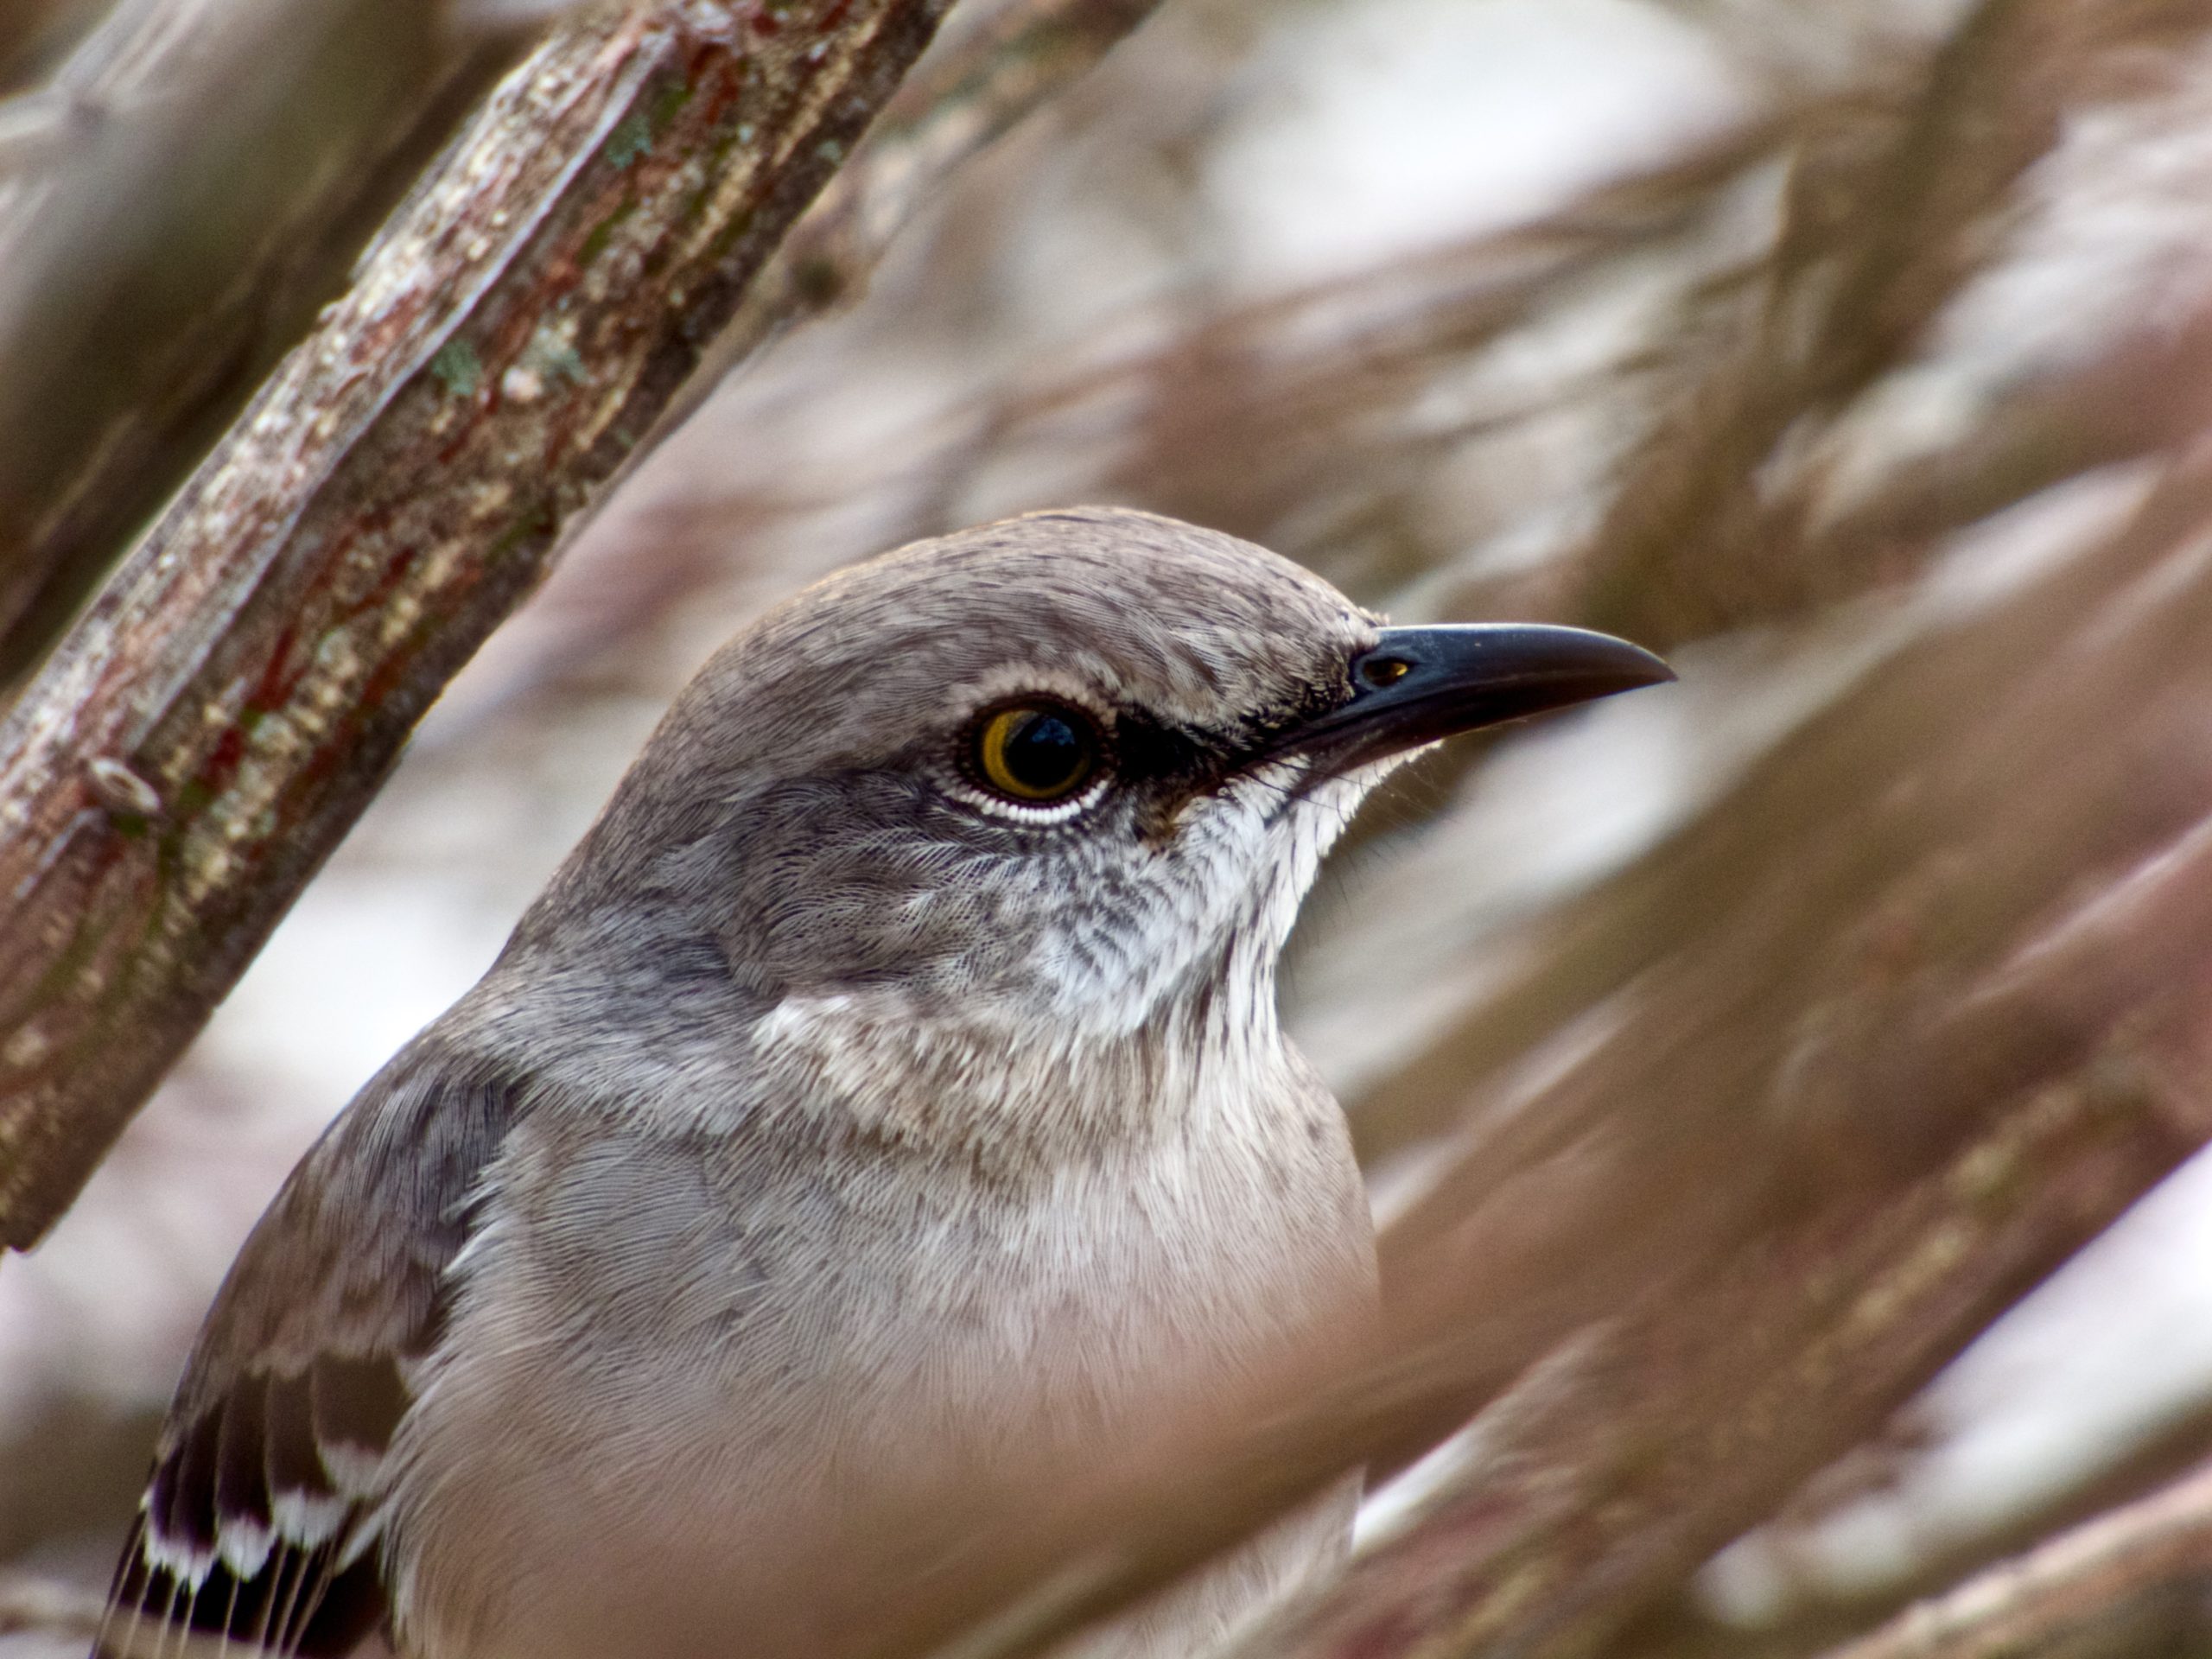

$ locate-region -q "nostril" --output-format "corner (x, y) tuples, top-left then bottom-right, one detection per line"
(1359, 655), (1412, 689)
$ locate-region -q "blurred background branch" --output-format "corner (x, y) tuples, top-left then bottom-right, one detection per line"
(1819, 1457), (2212, 1659)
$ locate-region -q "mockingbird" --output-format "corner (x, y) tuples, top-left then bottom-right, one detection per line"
(95, 507), (1670, 1659)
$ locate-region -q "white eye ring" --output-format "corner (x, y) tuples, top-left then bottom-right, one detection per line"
(943, 769), (1111, 825)
(947, 691), (1115, 824)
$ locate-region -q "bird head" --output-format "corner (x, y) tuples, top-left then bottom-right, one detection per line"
(508, 508), (1669, 1113)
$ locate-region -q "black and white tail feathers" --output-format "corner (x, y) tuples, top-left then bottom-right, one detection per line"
(97, 1357), (397, 1658)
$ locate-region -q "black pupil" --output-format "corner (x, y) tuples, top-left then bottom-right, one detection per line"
(1004, 710), (1087, 791)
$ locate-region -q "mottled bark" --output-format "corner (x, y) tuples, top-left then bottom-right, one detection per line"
(0, 0), (958, 1247)
(0, 0), (527, 686)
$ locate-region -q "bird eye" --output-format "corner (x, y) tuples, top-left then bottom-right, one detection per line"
(971, 702), (1101, 804)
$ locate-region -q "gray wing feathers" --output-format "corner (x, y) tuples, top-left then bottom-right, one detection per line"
(95, 1039), (524, 1659)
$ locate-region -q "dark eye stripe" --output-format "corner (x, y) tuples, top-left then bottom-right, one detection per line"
(1110, 711), (1215, 783)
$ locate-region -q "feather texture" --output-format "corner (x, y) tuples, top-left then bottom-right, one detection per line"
(95, 1046), (524, 1659)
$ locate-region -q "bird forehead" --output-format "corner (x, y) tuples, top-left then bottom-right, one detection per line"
(750, 510), (1376, 724)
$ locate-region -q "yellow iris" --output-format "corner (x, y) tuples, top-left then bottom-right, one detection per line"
(975, 704), (1098, 802)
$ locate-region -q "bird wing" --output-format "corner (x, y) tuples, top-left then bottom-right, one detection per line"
(96, 1043), (525, 1659)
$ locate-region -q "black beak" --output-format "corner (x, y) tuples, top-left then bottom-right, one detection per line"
(1274, 623), (1675, 771)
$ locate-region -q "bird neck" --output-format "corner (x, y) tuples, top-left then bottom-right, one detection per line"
(733, 969), (1300, 1177)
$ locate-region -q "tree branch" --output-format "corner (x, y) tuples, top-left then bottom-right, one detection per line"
(653, 0), (1169, 446)
(0, 0), (528, 685)
(1572, 0), (2212, 650)
(1817, 1458), (2212, 1659)
(0, 0), (960, 1248)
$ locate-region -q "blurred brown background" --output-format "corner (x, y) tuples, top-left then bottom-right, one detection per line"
(9, 1), (2212, 1656)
